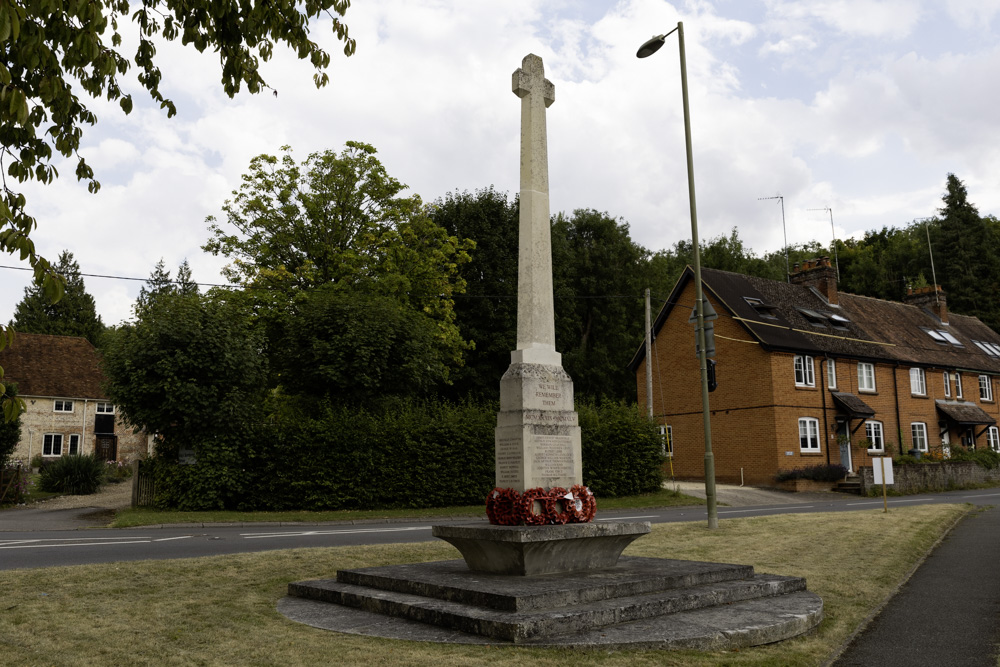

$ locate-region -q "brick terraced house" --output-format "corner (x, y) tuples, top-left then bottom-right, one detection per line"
(0, 333), (151, 464)
(630, 258), (1000, 486)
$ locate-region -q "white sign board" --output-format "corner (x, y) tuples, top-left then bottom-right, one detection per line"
(872, 457), (894, 485)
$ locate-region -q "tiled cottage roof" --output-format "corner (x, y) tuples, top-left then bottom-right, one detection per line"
(630, 266), (1000, 374)
(935, 400), (996, 426)
(0, 333), (107, 399)
(831, 392), (876, 418)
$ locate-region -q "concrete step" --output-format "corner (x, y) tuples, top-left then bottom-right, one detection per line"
(334, 556), (754, 611)
(290, 572), (806, 642)
(279, 588), (824, 650)
(834, 480), (862, 494)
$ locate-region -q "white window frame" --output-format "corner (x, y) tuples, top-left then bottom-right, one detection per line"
(955, 372), (963, 399)
(911, 423), (928, 452)
(43, 433), (63, 456)
(67, 433), (81, 456)
(858, 362), (876, 392)
(865, 421), (885, 452)
(798, 417), (820, 452)
(980, 375), (993, 402)
(95, 403), (115, 414)
(794, 355), (815, 387)
(53, 399), (74, 413)
(827, 358), (837, 389)
(909, 367), (926, 396)
(988, 427), (1000, 452)
(943, 370), (951, 397)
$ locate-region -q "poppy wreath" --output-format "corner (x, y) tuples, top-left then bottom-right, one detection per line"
(545, 486), (575, 525)
(568, 484), (597, 523)
(518, 487), (551, 526)
(485, 487), (521, 525)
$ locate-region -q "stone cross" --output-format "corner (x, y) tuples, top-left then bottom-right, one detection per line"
(495, 54), (582, 494)
(511, 54), (558, 367)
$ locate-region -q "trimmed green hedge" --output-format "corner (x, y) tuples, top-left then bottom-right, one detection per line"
(150, 398), (664, 511)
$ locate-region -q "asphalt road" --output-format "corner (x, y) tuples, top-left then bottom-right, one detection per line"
(2, 488), (998, 571)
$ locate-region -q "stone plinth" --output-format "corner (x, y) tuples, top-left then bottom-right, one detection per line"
(495, 362), (582, 491)
(431, 521), (649, 576)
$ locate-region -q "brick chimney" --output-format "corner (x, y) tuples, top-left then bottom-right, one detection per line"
(905, 285), (948, 323)
(789, 256), (838, 305)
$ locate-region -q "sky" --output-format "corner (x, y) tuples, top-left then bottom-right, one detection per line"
(4, 0), (1000, 326)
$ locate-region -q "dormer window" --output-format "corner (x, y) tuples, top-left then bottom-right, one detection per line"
(744, 297), (779, 320)
(922, 328), (963, 347)
(797, 308), (828, 327)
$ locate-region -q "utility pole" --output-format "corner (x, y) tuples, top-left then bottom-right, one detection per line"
(645, 288), (654, 418)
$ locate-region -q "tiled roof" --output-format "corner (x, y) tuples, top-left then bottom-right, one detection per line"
(630, 266), (1000, 374)
(0, 332), (107, 399)
(935, 400), (996, 426)
(831, 392), (876, 417)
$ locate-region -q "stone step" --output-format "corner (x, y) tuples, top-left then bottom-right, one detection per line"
(334, 556), (754, 612)
(289, 572), (807, 642)
(278, 588), (824, 650)
(834, 480), (862, 494)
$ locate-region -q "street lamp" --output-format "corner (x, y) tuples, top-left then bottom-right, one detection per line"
(638, 22), (718, 530)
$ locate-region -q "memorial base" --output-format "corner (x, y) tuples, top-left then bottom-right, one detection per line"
(431, 521), (649, 575)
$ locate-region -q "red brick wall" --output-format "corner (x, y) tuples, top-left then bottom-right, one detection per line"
(636, 280), (998, 486)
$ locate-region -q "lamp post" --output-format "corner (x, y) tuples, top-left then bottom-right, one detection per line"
(638, 22), (718, 530)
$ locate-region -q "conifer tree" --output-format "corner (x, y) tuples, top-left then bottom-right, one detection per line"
(11, 251), (104, 345)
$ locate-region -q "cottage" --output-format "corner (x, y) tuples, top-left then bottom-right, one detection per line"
(630, 258), (1000, 486)
(0, 333), (150, 463)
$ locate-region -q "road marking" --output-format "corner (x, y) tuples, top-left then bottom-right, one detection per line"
(847, 499), (922, 506)
(240, 526), (432, 539)
(597, 515), (657, 521)
(719, 506), (814, 514)
(961, 493), (1000, 499)
(0, 540), (151, 550)
(153, 536), (193, 542)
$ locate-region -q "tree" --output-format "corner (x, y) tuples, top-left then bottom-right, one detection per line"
(552, 209), (650, 401)
(430, 187), (519, 399)
(933, 174), (1000, 329)
(0, 0), (356, 418)
(101, 290), (267, 508)
(0, 384), (21, 468)
(204, 143), (474, 389)
(11, 250), (103, 345)
(134, 258), (198, 318)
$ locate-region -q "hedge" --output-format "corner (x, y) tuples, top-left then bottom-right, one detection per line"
(151, 398), (664, 511)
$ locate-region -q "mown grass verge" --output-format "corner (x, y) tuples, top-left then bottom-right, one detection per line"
(110, 487), (702, 527)
(1, 504), (967, 666)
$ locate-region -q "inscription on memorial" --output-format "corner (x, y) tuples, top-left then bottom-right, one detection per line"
(496, 436), (524, 486)
(532, 435), (575, 479)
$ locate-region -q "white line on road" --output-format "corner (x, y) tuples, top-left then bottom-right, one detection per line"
(847, 498), (922, 506)
(719, 506), (814, 514)
(0, 540), (152, 550)
(153, 536), (194, 542)
(960, 493), (1000, 499)
(597, 515), (657, 521)
(240, 526), (432, 539)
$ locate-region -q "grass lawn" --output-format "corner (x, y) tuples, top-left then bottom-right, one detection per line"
(0, 504), (967, 666)
(110, 487), (703, 527)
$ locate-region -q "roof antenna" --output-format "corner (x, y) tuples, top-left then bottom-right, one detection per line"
(808, 207), (840, 282)
(914, 217), (940, 306)
(758, 195), (788, 282)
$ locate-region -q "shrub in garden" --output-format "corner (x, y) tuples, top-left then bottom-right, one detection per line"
(775, 464), (847, 483)
(39, 455), (105, 495)
(578, 400), (664, 497)
(103, 460), (133, 483)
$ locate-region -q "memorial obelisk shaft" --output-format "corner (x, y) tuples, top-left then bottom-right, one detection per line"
(495, 54), (582, 493)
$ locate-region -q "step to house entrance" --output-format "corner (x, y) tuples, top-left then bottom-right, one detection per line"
(280, 556), (823, 650)
(834, 474), (862, 494)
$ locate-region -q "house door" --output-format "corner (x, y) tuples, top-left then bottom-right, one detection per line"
(94, 435), (117, 462)
(836, 422), (853, 474)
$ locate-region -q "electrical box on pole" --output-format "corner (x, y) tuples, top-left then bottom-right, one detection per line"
(689, 298), (718, 358)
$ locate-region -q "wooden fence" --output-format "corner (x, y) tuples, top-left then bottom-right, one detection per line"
(0, 464), (24, 504)
(131, 459), (156, 508)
